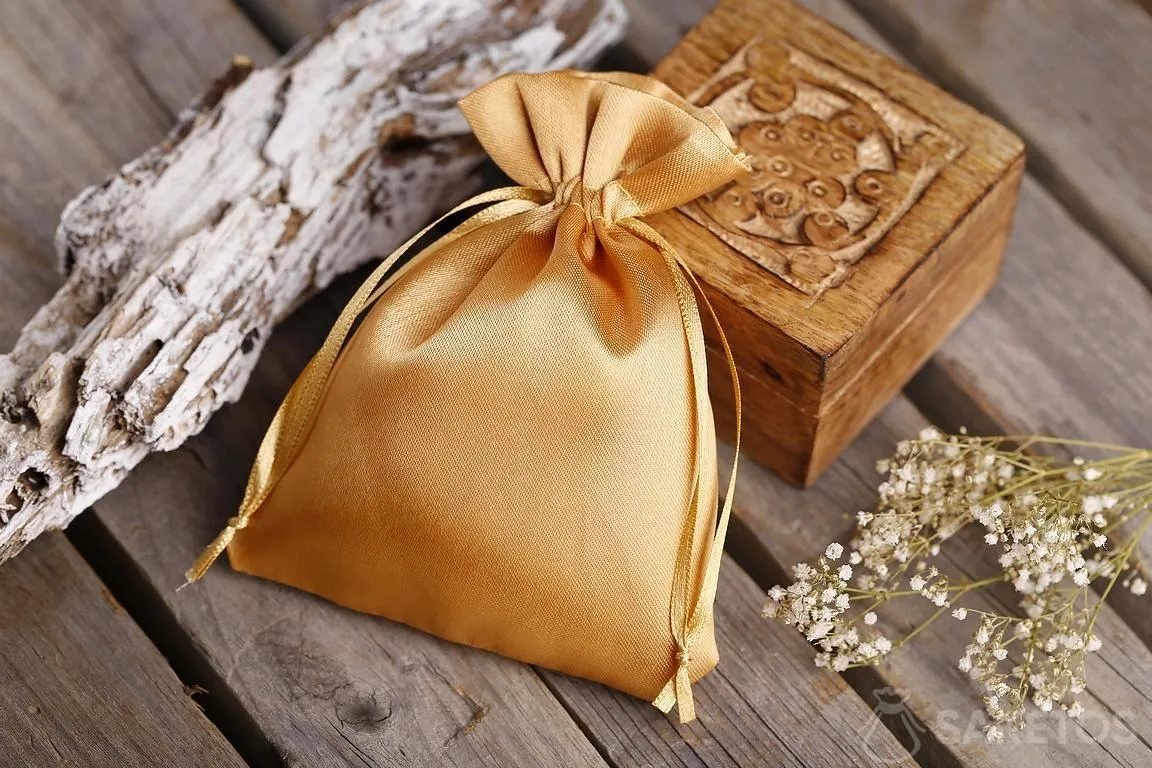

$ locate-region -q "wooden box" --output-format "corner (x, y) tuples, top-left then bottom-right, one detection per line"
(651, 0), (1026, 485)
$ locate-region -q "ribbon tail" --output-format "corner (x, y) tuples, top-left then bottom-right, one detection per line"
(622, 218), (739, 727)
(675, 663), (696, 723)
(653, 655), (696, 723)
(182, 523), (238, 587)
(653, 680), (676, 714)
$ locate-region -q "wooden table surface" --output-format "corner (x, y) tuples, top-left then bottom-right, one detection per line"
(0, 0), (1148, 765)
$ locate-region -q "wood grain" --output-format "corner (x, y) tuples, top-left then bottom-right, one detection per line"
(0, 1), (914, 764)
(0, 0), (626, 564)
(848, 0), (1152, 288)
(647, 0), (1023, 484)
(541, 561), (916, 768)
(90, 268), (913, 765)
(85, 278), (611, 768)
(0, 0), (274, 163)
(0, 1), (611, 765)
(233, 0), (352, 50)
(626, 0), (1152, 763)
(916, 176), (1152, 646)
(702, 150), (1022, 485)
(0, 0), (276, 320)
(726, 398), (1152, 768)
(654, 0), (1023, 379)
(775, 0), (1152, 650)
(0, 1), (1143, 766)
(0, 533), (244, 767)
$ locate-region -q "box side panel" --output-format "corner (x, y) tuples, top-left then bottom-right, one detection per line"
(661, 211), (827, 415)
(822, 155), (1027, 400)
(804, 161), (1025, 484)
(707, 346), (817, 486)
(706, 161), (1022, 485)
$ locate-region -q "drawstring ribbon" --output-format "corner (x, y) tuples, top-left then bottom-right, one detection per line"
(184, 183), (741, 725)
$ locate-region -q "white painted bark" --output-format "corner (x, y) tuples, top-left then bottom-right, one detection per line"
(0, 0), (626, 560)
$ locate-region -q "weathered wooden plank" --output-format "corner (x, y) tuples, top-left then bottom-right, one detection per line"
(771, 0), (1152, 650)
(80, 210), (907, 765)
(95, 308), (913, 765)
(232, 0), (351, 50)
(913, 172), (1152, 644)
(727, 399), (1152, 767)
(0, 42), (113, 254)
(847, 0), (1152, 287)
(0, 0), (274, 161)
(0, 1), (918, 763)
(541, 561), (916, 768)
(791, 0), (1152, 749)
(0, 0), (275, 265)
(0, 1), (615, 765)
(0, 533), (244, 767)
(619, 0), (1152, 764)
(89, 283), (610, 767)
(11, 1), (1136, 766)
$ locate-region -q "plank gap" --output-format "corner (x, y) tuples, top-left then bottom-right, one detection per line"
(67, 512), (288, 768)
(841, 0), (1152, 294)
(723, 516), (964, 768)
(534, 669), (623, 767)
(226, 0), (299, 53)
(904, 355), (1152, 661)
(596, 40), (655, 74)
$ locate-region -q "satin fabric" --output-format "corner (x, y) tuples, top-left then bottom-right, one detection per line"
(188, 71), (748, 721)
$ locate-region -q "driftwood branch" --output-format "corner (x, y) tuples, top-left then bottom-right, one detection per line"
(0, 0), (626, 560)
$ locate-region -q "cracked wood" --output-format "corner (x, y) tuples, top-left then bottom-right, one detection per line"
(0, 0), (628, 562)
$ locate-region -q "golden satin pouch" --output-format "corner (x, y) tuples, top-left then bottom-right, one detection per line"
(187, 71), (749, 722)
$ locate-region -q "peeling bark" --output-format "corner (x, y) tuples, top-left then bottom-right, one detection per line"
(0, 0), (626, 561)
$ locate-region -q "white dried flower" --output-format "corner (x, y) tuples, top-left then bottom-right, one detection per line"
(763, 430), (1152, 739)
(806, 621), (834, 641)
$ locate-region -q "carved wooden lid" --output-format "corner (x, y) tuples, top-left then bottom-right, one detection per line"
(650, 0), (1024, 413)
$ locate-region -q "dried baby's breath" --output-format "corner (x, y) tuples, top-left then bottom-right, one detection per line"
(764, 428), (1152, 741)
